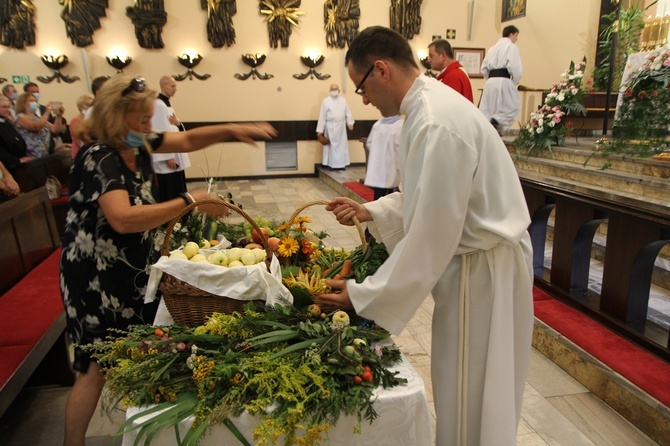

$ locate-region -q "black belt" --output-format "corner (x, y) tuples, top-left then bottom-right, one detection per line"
(488, 68), (511, 78)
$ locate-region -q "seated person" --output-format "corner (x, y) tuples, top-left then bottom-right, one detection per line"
(69, 94), (93, 159)
(0, 96), (30, 173)
(0, 160), (20, 201)
(14, 93), (63, 159)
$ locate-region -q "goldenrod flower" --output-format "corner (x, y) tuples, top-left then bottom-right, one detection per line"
(295, 216), (311, 224)
(278, 237), (299, 257)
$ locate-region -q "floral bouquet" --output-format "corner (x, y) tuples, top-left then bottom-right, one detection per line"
(514, 57), (587, 152)
(610, 45), (670, 155)
(87, 302), (406, 446)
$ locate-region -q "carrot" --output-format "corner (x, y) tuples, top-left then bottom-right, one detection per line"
(323, 268), (331, 276)
(341, 260), (352, 277)
(333, 274), (343, 280)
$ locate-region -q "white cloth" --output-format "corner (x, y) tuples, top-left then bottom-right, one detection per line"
(364, 115), (403, 189)
(145, 251), (293, 307)
(316, 95), (354, 168)
(479, 37), (523, 132)
(349, 75), (534, 445)
(123, 352), (433, 446)
(150, 99), (190, 174)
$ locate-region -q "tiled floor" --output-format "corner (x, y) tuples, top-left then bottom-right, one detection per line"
(0, 168), (660, 445)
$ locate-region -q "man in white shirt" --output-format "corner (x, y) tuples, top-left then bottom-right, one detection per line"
(479, 25), (523, 135)
(364, 115), (402, 200)
(150, 75), (190, 202)
(316, 84), (355, 170)
(318, 26), (534, 446)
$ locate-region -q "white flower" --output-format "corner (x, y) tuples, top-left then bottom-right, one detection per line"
(557, 94), (565, 101)
(85, 314), (100, 326)
(67, 305), (77, 318)
(548, 121), (555, 127)
(537, 119), (544, 126)
(110, 295), (120, 309)
(122, 307), (136, 318)
(536, 127), (544, 134)
(75, 230), (95, 256)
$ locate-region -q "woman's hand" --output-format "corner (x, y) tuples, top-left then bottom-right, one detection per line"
(325, 197), (372, 226)
(189, 189), (231, 218)
(0, 177), (20, 196)
(227, 122), (278, 144)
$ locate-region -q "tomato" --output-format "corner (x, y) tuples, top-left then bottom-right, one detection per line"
(353, 376), (363, 385)
(155, 328), (164, 337)
(362, 371), (373, 382)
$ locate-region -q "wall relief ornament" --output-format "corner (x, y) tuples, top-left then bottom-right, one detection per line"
(201, 0), (237, 48)
(126, 0), (167, 49)
(260, 0), (304, 48)
(59, 0), (108, 47)
(390, 0), (422, 40)
(324, 0), (359, 48)
(0, 0), (36, 49)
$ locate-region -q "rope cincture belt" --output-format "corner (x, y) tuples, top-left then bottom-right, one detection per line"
(488, 68), (511, 78)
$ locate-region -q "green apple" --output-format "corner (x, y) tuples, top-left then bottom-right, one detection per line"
(332, 311), (350, 326)
(228, 260), (244, 268)
(182, 241), (200, 259)
(190, 253), (208, 263)
(199, 239), (211, 249)
(252, 248), (265, 263)
(227, 247), (243, 262)
(240, 249), (257, 266)
(169, 251), (188, 260)
(207, 251), (228, 266)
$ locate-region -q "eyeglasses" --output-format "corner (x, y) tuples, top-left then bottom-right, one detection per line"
(121, 77), (145, 96)
(354, 64), (375, 96)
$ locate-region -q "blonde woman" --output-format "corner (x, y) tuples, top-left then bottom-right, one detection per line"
(68, 94), (93, 159)
(60, 74), (277, 446)
(14, 92), (63, 158)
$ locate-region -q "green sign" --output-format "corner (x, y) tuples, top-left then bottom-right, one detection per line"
(11, 75), (30, 84)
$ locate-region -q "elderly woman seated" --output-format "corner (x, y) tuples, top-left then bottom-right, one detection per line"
(0, 96), (30, 173)
(14, 93), (64, 159)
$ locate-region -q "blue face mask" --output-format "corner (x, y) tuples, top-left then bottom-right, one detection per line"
(10, 92), (18, 101)
(124, 129), (145, 148)
(31, 93), (40, 102)
(28, 102), (39, 113)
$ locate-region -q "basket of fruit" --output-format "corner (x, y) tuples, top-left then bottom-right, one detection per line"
(155, 198), (291, 325)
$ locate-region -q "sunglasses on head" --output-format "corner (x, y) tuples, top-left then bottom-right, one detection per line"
(121, 77), (146, 96)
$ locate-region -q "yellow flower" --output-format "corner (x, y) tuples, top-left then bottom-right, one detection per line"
(295, 216), (311, 224)
(278, 237), (299, 257)
(277, 221), (291, 233)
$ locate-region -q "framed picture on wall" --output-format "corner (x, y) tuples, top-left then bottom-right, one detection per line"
(502, 0), (526, 22)
(453, 48), (485, 78)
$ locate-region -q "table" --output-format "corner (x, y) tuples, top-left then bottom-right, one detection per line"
(123, 302), (433, 445)
(122, 352), (432, 445)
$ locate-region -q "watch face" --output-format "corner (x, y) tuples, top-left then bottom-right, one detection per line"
(45, 176), (62, 200)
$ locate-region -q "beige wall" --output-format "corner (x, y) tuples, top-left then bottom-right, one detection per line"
(0, 0), (603, 178)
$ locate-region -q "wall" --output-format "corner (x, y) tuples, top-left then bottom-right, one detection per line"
(0, 0), (602, 178)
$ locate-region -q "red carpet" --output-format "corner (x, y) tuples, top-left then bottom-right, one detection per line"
(343, 182), (374, 202)
(533, 287), (670, 407)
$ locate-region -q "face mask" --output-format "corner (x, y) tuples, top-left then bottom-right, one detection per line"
(28, 102), (39, 113)
(31, 93), (40, 102)
(124, 129), (145, 148)
(329, 91), (339, 98)
(10, 92), (17, 101)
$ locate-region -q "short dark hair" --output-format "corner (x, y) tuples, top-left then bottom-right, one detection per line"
(345, 26), (419, 73)
(23, 82), (38, 92)
(1, 84), (15, 95)
(503, 25), (519, 37)
(428, 39), (453, 59)
(91, 76), (110, 96)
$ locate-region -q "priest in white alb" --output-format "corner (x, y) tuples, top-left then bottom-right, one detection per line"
(316, 84), (355, 170)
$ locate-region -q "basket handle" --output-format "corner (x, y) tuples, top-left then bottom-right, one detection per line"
(160, 198), (273, 272)
(285, 200), (367, 254)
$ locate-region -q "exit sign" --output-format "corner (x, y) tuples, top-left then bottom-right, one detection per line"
(11, 75), (30, 84)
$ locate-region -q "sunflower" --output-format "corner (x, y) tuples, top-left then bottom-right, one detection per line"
(277, 237), (300, 257)
(295, 216), (311, 225)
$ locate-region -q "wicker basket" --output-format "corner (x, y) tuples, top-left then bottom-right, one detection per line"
(158, 198), (272, 325)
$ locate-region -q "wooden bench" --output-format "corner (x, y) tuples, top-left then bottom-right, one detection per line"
(0, 187), (74, 418)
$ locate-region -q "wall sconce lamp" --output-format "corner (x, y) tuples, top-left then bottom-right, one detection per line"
(106, 55), (132, 73)
(0, 77), (6, 84)
(234, 54), (274, 80)
(37, 55), (80, 84)
(173, 53), (211, 81)
(419, 57), (436, 78)
(293, 55), (330, 80)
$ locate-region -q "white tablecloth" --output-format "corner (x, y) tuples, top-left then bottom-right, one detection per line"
(616, 51), (652, 119)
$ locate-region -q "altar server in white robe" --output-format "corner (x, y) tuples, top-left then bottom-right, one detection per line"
(364, 114), (403, 200)
(317, 26), (534, 446)
(316, 84), (355, 169)
(479, 25), (523, 135)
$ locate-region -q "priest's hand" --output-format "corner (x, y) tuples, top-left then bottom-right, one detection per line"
(325, 197), (372, 226)
(314, 279), (353, 310)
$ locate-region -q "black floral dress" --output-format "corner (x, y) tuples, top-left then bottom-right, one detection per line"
(60, 135), (163, 372)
